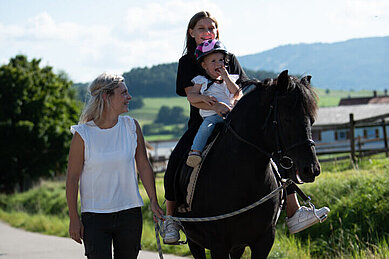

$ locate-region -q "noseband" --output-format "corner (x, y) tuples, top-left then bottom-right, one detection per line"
(225, 88), (315, 170)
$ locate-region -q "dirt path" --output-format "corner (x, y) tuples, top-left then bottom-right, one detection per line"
(0, 221), (187, 259)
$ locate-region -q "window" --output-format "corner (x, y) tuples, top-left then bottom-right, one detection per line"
(364, 128), (380, 139)
(335, 129), (349, 140)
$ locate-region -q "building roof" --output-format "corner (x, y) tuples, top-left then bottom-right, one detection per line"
(338, 95), (389, 106)
(314, 103), (389, 127)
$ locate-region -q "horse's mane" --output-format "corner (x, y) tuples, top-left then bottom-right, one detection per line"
(240, 75), (318, 122)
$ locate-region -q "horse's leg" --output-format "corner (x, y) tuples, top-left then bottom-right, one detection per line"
(211, 249), (230, 259)
(229, 246), (245, 259)
(187, 239), (206, 259)
(249, 227), (275, 259)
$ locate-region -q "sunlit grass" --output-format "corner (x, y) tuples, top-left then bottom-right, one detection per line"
(0, 155), (388, 258)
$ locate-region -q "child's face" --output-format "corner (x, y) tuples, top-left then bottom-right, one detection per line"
(201, 52), (225, 79)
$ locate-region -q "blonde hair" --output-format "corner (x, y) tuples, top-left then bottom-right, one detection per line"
(79, 73), (124, 124)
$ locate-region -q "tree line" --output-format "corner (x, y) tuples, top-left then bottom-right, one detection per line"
(74, 63), (278, 99)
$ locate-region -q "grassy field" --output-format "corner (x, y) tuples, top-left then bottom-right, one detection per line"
(314, 88), (383, 107)
(128, 97), (190, 127)
(0, 154), (388, 258)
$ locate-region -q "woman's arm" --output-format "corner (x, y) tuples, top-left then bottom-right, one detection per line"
(185, 86), (231, 116)
(66, 132), (84, 244)
(134, 120), (164, 219)
(187, 84), (217, 106)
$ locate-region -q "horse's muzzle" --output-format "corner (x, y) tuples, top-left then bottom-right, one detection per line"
(296, 163), (321, 183)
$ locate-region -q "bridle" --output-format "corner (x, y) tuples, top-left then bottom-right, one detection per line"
(224, 87), (315, 170)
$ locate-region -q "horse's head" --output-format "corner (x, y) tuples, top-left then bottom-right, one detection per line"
(272, 70), (320, 183)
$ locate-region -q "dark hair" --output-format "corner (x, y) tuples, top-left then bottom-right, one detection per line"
(183, 11), (219, 56)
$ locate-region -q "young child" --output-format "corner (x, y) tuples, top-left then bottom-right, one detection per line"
(186, 39), (242, 167)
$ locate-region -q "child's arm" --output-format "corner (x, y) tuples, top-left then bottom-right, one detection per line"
(219, 67), (242, 101)
(187, 83), (218, 106)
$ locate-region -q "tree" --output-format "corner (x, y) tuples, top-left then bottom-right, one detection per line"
(0, 55), (81, 193)
(154, 106), (188, 125)
(128, 97), (144, 110)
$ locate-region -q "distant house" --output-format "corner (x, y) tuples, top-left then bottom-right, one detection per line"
(312, 103), (389, 154)
(338, 90), (389, 106)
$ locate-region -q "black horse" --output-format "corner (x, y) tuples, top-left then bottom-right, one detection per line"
(175, 70), (321, 258)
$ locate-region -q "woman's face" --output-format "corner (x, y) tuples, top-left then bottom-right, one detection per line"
(109, 82), (132, 115)
(189, 17), (218, 45)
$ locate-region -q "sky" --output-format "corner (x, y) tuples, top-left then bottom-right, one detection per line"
(1, 0), (388, 83)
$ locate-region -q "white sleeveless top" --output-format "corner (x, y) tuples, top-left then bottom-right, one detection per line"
(70, 116), (144, 213)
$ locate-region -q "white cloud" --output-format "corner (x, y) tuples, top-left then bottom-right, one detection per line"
(1, 0), (388, 82)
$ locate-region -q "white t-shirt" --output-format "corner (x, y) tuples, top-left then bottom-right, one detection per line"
(70, 116), (144, 213)
(192, 75), (239, 117)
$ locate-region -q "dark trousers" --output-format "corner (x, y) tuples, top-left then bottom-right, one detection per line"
(81, 207), (142, 259)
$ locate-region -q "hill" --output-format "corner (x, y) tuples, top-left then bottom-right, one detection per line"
(238, 36), (389, 90)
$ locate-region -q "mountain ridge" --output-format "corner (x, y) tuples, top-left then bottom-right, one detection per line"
(238, 36), (389, 90)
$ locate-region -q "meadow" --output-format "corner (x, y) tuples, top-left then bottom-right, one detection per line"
(0, 154), (388, 258)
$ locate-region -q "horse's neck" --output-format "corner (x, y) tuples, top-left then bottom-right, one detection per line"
(229, 87), (273, 135)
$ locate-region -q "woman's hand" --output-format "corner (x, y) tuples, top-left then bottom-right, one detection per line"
(69, 216), (84, 244)
(213, 102), (231, 117)
(201, 95), (218, 106)
(150, 199), (164, 222)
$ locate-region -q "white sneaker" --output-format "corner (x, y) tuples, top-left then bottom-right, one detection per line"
(286, 206), (330, 234)
(162, 218), (180, 244)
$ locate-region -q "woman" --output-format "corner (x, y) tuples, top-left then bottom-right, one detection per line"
(66, 73), (163, 259)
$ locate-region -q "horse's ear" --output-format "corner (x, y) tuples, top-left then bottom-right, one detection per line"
(301, 75), (312, 87)
(277, 70), (289, 93)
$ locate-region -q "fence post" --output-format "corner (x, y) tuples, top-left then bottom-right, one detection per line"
(382, 119), (389, 157)
(349, 113), (356, 164)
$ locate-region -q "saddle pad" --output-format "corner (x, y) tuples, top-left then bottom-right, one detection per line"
(177, 132), (220, 213)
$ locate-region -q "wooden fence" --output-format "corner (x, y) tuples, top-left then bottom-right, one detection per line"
(314, 113), (389, 163)
(148, 113), (389, 171)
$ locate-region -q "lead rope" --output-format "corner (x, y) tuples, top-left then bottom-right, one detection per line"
(153, 179), (292, 258)
(154, 218), (164, 259)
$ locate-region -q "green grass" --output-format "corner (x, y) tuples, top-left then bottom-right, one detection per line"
(314, 88), (384, 107)
(1, 155), (388, 258)
(128, 97), (189, 127)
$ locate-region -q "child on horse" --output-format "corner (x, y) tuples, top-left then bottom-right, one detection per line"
(186, 39), (241, 167)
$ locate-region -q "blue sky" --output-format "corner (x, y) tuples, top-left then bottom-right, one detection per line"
(1, 0), (388, 82)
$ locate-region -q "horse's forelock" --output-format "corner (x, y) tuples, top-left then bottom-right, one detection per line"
(293, 76), (318, 121)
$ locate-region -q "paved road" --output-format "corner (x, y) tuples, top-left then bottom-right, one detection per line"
(0, 221), (187, 259)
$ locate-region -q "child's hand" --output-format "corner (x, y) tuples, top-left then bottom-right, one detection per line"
(217, 66), (229, 80)
(202, 95), (217, 106)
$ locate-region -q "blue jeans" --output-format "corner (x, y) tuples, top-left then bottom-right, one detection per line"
(81, 207), (142, 259)
(191, 114), (224, 152)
